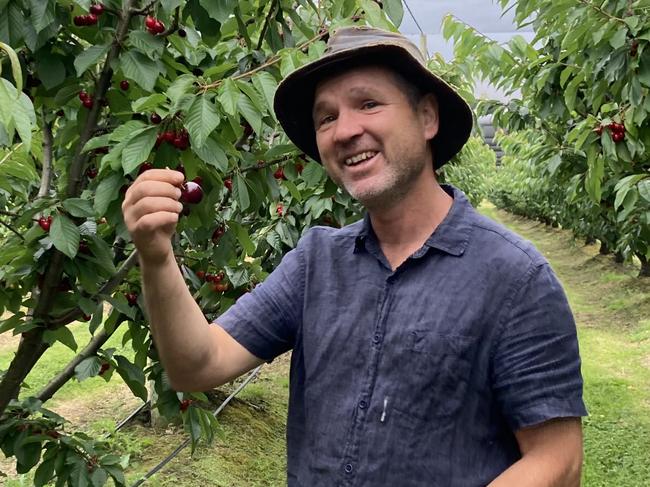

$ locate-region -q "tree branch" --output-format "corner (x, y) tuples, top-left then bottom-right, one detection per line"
(38, 109), (53, 198)
(199, 29), (329, 93)
(576, 0), (627, 24)
(49, 250), (139, 328)
(0, 219), (25, 240)
(36, 317), (127, 403)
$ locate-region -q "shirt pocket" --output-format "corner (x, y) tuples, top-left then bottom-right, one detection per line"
(394, 330), (477, 421)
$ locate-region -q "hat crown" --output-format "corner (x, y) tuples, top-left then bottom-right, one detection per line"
(325, 26), (426, 65)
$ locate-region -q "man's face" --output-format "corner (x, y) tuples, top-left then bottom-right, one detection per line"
(312, 65), (439, 209)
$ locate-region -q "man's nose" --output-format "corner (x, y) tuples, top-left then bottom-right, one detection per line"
(332, 109), (364, 143)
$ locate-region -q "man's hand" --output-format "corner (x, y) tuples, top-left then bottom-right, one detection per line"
(121, 169), (185, 265)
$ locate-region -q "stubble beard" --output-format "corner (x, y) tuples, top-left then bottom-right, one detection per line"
(340, 149), (429, 211)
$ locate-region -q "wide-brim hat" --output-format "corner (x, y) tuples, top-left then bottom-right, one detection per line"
(273, 26), (474, 169)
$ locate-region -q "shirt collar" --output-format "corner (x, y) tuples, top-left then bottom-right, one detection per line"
(352, 184), (474, 257)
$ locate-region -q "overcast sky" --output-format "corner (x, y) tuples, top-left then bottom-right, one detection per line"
(396, 0), (535, 99)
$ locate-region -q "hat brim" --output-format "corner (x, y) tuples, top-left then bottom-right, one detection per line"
(274, 44), (474, 169)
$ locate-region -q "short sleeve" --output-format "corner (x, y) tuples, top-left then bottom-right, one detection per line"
(215, 244), (304, 362)
(491, 263), (588, 431)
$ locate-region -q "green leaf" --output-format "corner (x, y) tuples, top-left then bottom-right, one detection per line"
(128, 30), (166, 59)
(15, 441), (42, 473)
(193, 136), (228, 172)
(62, 198), (95, 218)
(185, 95), (220, 148)
(0, 41), (23, 94)
(302, 161), (325, 187)
(26, 0), (54, 33)
(35, 54), (66, 90)
(74, 44), (110, 77)
(43, 326), (78, 352)
(251, 71), (278, 116)
(609, 27), (628, 49)
(167, 74), (196, 105)
(74, 356), (102, 382)
(119, 50), (162, 92)
(94, 173), (123, 216)
(122, 127), (158, 174)
(199, 0), (236, 22)
(114, 355), (147, 401)
(237, 95), (263, 135)
(33, 455), (55, 486)
(228, 221), (255, 255)
(638, 179), (650, 202)
(50, 214), (81, 259)
(132, 93), (167, 112)
(234, 173), (250, 211)
(218, 78), (240, 117)
(383, 0), (404, 26)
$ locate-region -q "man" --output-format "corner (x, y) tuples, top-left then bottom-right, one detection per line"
(122, 27), (587, 486)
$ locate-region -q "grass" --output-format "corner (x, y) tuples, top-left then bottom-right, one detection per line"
(2, 204), (650, 486)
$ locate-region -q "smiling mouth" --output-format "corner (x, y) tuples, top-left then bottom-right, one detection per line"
(344, 151), (378, 166)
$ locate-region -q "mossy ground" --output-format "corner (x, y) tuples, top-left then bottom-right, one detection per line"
(2, 204), (650, 486)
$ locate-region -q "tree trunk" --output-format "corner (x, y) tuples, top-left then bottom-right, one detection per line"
(599, 241), (611, 255)
(0, 330), (49, 414)
(638, 254), (650, 278)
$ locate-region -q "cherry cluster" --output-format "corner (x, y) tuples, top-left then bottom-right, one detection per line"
(609, 122), (626, 143)
(78, 90), (94, 109)
(73, 4), (104, 26)
(145, 16), (165, 35)
(196, 270), (229, 292)
(155, 129), (190, 150)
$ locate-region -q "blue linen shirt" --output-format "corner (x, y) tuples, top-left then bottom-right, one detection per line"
(217, 185), (587, 486)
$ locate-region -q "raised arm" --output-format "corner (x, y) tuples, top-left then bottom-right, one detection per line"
(122, 169), (262, 391)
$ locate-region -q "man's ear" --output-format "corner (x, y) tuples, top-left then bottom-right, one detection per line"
(420, 93), (439, 141)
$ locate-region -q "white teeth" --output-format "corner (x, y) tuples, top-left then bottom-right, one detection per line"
(344, 151), (377, 166)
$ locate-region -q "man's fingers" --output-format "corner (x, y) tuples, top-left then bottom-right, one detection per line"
(126, 196), (184, 224)
(125, 180), (182, 205)
(132, 211), (180, 235)
(135, 168), (185, 185)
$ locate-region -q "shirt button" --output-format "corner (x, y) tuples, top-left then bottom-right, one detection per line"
(372, 333), (381, 344)
(344, 463), (354, 474)
(359, 400), (367, 409)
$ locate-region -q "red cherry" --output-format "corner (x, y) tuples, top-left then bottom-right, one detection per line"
(273, 167), (286, 180)
(73, 16), (85, 26)
(98, 362), (110, 376)
(613, 132), (625, 143)
(192, 176), (203, 186)
(82, 97), (93, 109)
(138, 162), (153, 174)
(79, 241), (91, 254)
(196, 271), (206, 280)
(162, 131), (175, 143)
(145, 16), (157, 29)
(180, 181), (203, 204)
(178, 28), (187, 38)
(38, 216), (52, 232)
(120, 80), (129, 91)
(276, 204), (284, 216)
(212, 226), (225, 243)
(213, 283), (229, 293)
(150, 113), (162, 124)
(224, 178), (233, 191)
(295, 163), (304, 174)
(89, 4), (104, 15)
(125, 292), (138, 306)
(180, 399), (192, 412)
(86, 167), (98, 179)
(80, 313), (91, 322)
(86, 14), (99, 25)
(79, 90), (89, 101)
(175, 164), (185, 175)
(154, 20), (165, 34)
(242, 122), (253, 137)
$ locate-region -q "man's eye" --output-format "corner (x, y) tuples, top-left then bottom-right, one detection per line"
(318, 115), (335, 126)
(362, 101), (378, 109)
